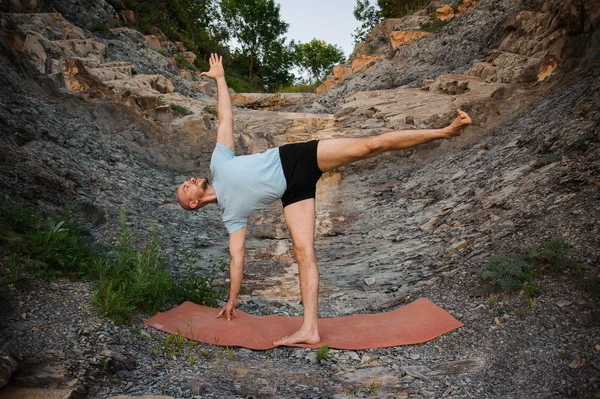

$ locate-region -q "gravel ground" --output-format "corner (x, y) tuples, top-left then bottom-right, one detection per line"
(1, 263), (598, 398)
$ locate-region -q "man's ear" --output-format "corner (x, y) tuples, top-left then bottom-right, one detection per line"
(189, 199), (199, 209)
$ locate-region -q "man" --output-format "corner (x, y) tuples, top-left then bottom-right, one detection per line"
(177, 54), (472, 346)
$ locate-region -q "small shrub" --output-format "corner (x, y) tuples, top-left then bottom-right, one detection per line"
(163, 330), (187, 356)
(173, 252), (227, 308)
(526, 238), (575, 272)
(522, 282), (538, 298)
(379, 0), (430, 18)
(277, 83), (319, 93)
(170, 104), (193, 116)
(316, 345), (330, 361)
(203, 105), (218, 116)
(91, 22), (109, 32)
(572, 135), (595, 152)
(155, 49), (167, 57)
(106, 0), (125, 10)
(420, 18), (446, 32)
(480, 255), (531, 292)
(91, 212), (174, 323)
(225, 75), (257, 93)
(535, 152), (562, 168)
(1, 199), (228, 324)
(174, 54), (197, 71)
(451, 0), (464, 12)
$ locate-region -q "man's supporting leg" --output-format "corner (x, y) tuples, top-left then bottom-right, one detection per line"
(273, 198), (321, 346)
(317, 109), (471, 172)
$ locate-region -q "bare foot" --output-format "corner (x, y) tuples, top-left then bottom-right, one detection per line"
(444, 109), (472, 138)
(273, 328), (321, 346)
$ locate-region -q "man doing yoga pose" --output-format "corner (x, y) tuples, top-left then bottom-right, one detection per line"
(177, 54), (472, 346)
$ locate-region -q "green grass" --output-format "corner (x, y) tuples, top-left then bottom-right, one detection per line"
(174, 54), (197, 71)
(203, 105), (217, 116)
(571, 134), (596, 152)
(277, 83), (319, 93)
(379, 0), (431, 19)
(480, 255), (531, 292)
(420, 18), (446, 32)
(91, 22), (109, 32)
(480, 238), (591, 295)
(535, 152), (562, 168)
(451, 0), (464, 12)
(0, 198), (227, 324)
(316, 344), (330, 361)
(170, 104), (193, 116)
(225, 75), (257, 93)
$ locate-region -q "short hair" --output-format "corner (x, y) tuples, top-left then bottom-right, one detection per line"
(176, 185), (192, 210)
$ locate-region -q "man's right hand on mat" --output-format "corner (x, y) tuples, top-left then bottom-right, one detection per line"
(215, 299), (237, 321)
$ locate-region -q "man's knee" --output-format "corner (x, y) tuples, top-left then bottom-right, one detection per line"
(292, 241), (316, 264)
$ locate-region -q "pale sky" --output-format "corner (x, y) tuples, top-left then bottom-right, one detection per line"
(277, 0), (363, 60)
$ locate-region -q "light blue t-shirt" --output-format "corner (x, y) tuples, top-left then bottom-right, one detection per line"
(210, 143), (287, 234)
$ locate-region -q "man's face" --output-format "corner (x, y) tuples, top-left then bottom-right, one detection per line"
(177, 177), (208, 210)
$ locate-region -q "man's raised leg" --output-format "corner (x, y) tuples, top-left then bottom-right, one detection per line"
(273, 198), (321, 346)
(317, 109), (471, 172)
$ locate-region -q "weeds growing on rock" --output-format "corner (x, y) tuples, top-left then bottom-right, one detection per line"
(534, 152), (562, 168)
(480, 255), (531, 292)
(0, 199), (227, 324)
(174, 251), (227, 308)
(420, 18), (446, 32)
(480, 238), (591, 297)
(174, 54), (197, 71)
(571, 134), (596, 152)
(0, 197), (98, 296)
(316, 345), (330, 361)
(163, 329), (187, 356)
(277, 82), (319, 93)
(203, 105), (218, 116)
(451, 0), (464, 12)
(170, 104), (193, 116)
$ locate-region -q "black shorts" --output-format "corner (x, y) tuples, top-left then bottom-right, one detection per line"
(278, 140), (323, 207)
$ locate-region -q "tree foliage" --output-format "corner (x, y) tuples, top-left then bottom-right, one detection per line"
(294, 40), (346, 84)
(108, 0), (349, 92)
(378, 0), (431, 18)
(107, 0), (224, 57)
(220, 0), (289, 77)
(353, 0), (382, 43)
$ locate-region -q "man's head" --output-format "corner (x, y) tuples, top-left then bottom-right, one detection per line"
(176, 177), (209, 210)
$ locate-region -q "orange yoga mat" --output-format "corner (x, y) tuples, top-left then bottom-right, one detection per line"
(144, 298), (463, 350)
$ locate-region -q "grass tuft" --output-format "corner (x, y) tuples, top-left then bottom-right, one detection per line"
(316, 344), (330, 361)
(0, 198), (227, 324)
(170, 104), (193, 116)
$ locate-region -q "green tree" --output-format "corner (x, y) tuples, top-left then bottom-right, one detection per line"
(220, 0), (289, 79)
(353, 0), (382, 43)
(181, 0), (228, 42)
(261, 38), (296, 91)
(294, 39), (346, 84)
(378, 0), (431, 18)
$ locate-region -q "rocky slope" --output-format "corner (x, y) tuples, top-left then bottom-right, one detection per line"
(0, 0), (599, 398)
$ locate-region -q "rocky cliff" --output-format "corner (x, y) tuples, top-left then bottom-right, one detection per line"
(0, 0), (599, 398)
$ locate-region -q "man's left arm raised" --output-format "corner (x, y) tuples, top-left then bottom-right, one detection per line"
(200, 53), (234, 151)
